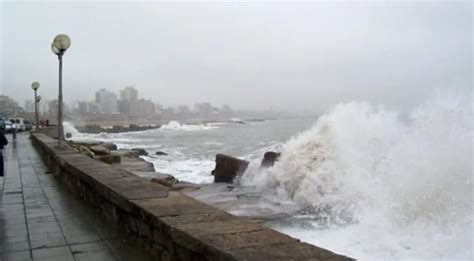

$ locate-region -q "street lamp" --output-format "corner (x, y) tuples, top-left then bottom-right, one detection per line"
(31, 81), (40, 130)
(51, 34), (71, 147)
(36, 95), (42, 126)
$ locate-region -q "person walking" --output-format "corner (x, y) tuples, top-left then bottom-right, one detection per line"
(0, 126), (8, 177)
(11, 120), (17, 141)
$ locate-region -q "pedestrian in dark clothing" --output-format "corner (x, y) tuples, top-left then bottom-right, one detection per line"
(46, 119), (49, 128)
(0, 126), (8, 177)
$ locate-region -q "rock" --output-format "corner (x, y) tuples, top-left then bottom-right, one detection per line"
(65, 132), (72, 139)
(78, 145), (95, 158)
(212, 154), (249, 183)
(113, 149), (139, 158)
(155, 151), (168, 156)
(171, 182), (201, 192)
(115, 157), (154, 172)
(74, 141), (103, 147)
(102, 142), (117, 150)
(95, 154), (121, 164)
(150, 173), (178, 187)
(89, 145), (110, 156)
(132, 148), (148, 156)
(260, 151), (281, 168)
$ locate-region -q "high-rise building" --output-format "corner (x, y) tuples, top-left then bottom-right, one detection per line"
(136, 99), (155, 115)
(120, 86), (138, 101)
(88, 102), (100, 114)
(24, 100), (35, 113)
(77, 101), (88, 115)
(96, 89), (118, 114)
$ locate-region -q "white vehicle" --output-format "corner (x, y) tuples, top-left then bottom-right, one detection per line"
(8, 118), (26, 131)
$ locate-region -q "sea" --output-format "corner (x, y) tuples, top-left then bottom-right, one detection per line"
(64, 90), (473, 260)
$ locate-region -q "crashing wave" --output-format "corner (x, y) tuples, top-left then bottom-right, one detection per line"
(243, 89), (473, 259)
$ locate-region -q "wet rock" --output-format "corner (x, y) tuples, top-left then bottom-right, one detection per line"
(171, 182), (201, 192)
(74, 141), (103, 147)
(132, 148), (148, 156)
(89, 145), (110, 156)
(260, 151), (281, 168)
(150, 173), (178, 187)
(102, 142), (117, 151)
(78, 145), (95, 158)
(114, 149), (139, 158)
(212, 154), (249, 183)
(116, 157), (154, 172)
(155, 151), (168, 156)
(95, 154), (121, 164)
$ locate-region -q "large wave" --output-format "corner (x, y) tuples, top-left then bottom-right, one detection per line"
(242, 90), (473, 259)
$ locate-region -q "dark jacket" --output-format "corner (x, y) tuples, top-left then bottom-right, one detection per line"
(0, 132), (8, 150)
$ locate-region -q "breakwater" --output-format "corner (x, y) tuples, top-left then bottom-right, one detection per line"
(30, 133), (352, 260)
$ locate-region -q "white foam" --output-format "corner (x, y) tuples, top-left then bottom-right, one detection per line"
(160, 121), (219, 131)
(146, 157), (215, 184)
(243, 90), (473, 260)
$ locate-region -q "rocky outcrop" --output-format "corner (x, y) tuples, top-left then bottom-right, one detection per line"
(80, 124), (161, 134)
(89, 145), (110, 156)
(212, 154), (249, 183)
(132, 148), (148, 156)
(113, 149), (139, 158)
(260, 151), (281, 168)
(102, 142), (117, 150)
(155, 151), (168, 156)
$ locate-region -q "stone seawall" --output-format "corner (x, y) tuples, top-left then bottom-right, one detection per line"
(30, 133), (353, 261)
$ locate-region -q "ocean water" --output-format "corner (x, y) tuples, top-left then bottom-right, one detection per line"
(64, 90), (473, 260)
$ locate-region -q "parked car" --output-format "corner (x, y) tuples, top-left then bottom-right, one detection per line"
(8, 118), (26, 131)
(5, 121), (12, 133)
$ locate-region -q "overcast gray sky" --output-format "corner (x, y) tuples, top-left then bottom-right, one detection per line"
(1, 1), (472, 113)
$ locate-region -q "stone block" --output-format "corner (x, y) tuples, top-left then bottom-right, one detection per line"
(95, 154), (121, 164)
(212, 154), (249, 183)
(90, 145), (110, 155)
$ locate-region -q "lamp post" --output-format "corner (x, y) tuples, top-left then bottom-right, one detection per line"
(36, 95), (42, 127)
(31, 81), (40, 130)
(51, 34), (71, 147)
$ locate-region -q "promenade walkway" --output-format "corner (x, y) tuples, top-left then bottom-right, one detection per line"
(0, 133), (153, 261)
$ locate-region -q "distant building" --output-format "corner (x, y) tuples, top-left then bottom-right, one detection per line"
(120, 86), (138, 101)
(96, 89), (118, 114)
(77, 101), (88, 115)
(194, 102), (213, 117)
(136, 99), (155, 115)
(24, 100), (35, 113)
(88, 102), (100, 114)
(118, 99), (131, 115)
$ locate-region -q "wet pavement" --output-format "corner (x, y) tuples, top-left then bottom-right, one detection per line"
(0, 133), (153, 261)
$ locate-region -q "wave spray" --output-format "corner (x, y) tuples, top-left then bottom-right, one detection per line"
(243, 90), (473, 259)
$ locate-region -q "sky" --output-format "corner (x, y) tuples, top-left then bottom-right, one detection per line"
(0, 1), (472, 113)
